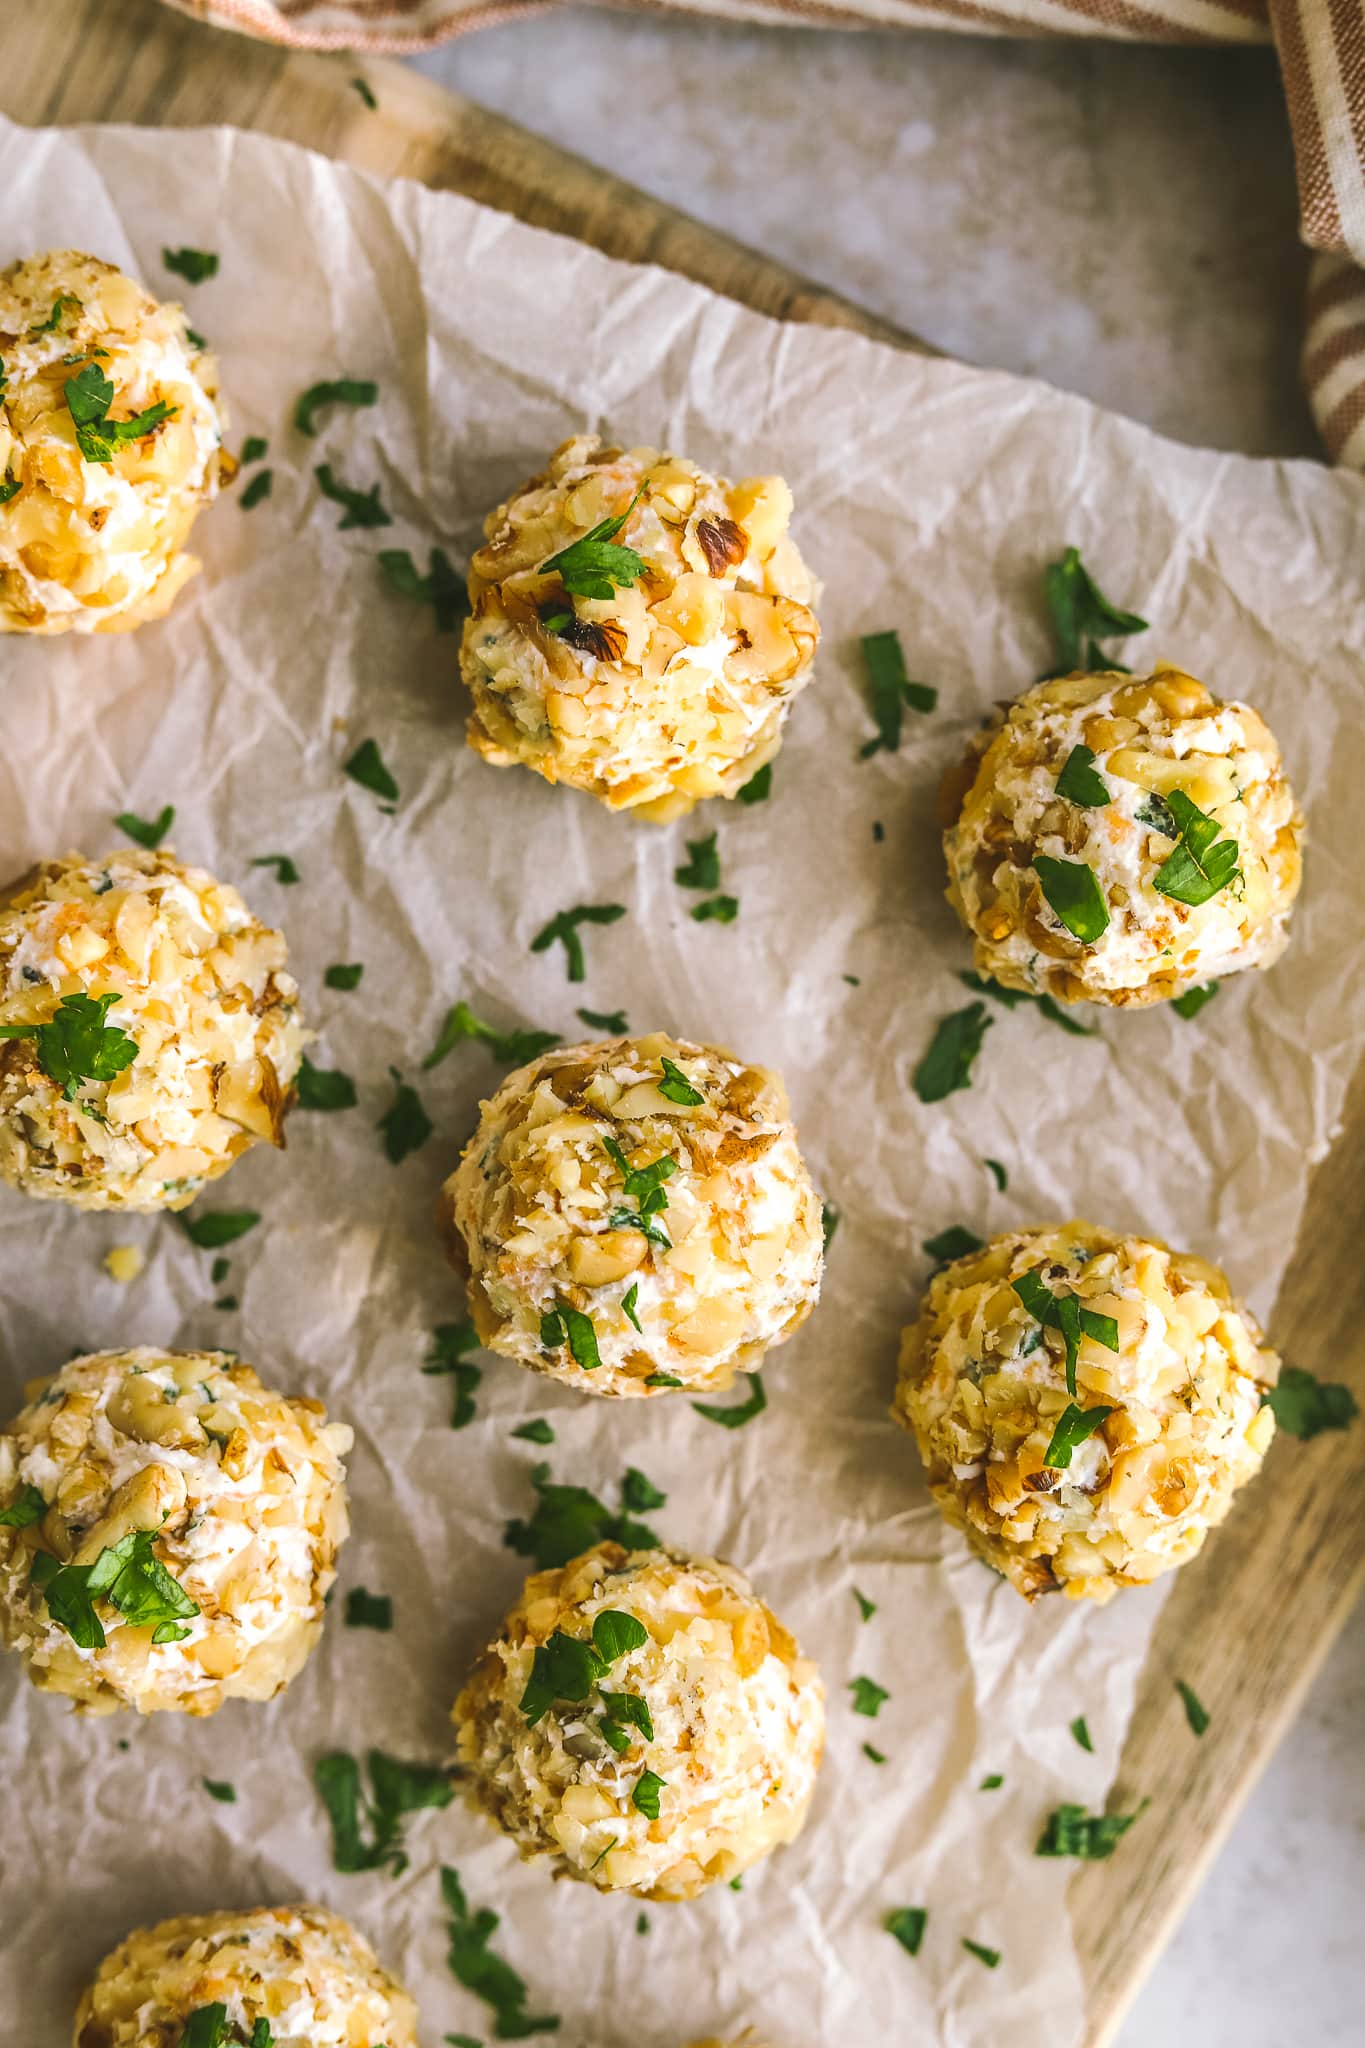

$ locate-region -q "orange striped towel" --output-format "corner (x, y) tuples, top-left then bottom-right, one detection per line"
(164, 0), (1365, 470)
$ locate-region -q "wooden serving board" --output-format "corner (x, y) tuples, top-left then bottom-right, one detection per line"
(4, 4), (1363, 2042)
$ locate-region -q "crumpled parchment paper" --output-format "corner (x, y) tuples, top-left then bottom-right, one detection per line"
(1, 115), (1363, 2048)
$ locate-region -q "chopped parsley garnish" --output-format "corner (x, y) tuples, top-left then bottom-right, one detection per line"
(0, 471), (19, 506)
(1070, 1715), (1093, 1752)
(240, 470), (273, 511)
(738, 763), (772, 804)
(1055, 743), (1110, 808)
(912, 1001), (992, 1103)
(250, 853), (299, 884)
(1034, 853), (1109, 943)
(249, 2026), (272, 2048)
(27, 293), (82, 336)
(163, 247), (219, 284)
(0, 992), (138, 1101)
(504, 1464), (661, 1571)
(180, 2007), (228, 2048)
(1044, 1401), (1116, 1469)
(539, 490), (647, 601)
(294, 377), (378, 437)
(577, 1006), (628, 1035)
(211, 1257), (230, 1284)
(923, 1225), (984, 1266)
(203, 1778), (236, 1803)
(821, 1202), (841, 1250)
(631, 1769), (666, 1819)
(0, 1484), (46, 1528)
(863, 1743), (887, 1764)
(692, 1374), (767, 1428)
(621, 1466), (666, 1512)
(351, 75), (378, 108)
(657, 1054), (704, 1105)
(635, 1913), (649, 1936)
(691, 895), (739, 924)
(440, 1865), (560, 2039)
(422, 1322), (482, 1430)
(529, 903), (627, 983)
(295, 1057), (358, 1111)
(512, 1418), (555, 1444)
(1151, 789), (1240, 906)
(314, 463), (390, 529)
(674, 832), (721, 890)
(853, 1587), (876, 1621)
(518, 1611), (647, 1724)
(325, 962), (364, 990)
(961, 1939), (1001, 1969)
(423, 1000), (559, 1071)
(1136, 790), (1179, 838)
(644, 1370), (680, 1387)
(377, 1069), (432, 1164)
(378, 547), (467, 632)
(1012, 1266), (1120, 1398)
(185, 326), (206, 352)
(601, 1690), (654, 1746)
(959, 969), (1097, 1038)
(345, 1588), (393, 1631)
(885, 1907), (927, 1957)
(622, 1284), (643, 1333)
(241, 435), (268, 465)
(63, 362), (175, 465)
(314, 1749), (453, 1876)
(603, 1134), (677, 1246)
(858, 629), (936, 757)
(115, 804), (174, 848)
(176, 1208), (260, 1250)
(1176, 1679), (1210, 1736)
(980, 1773), (1004, 1790)
(1044, 546), (1148, 674)
(1265, 1365), (1358, 1440)
(344, 738), (399, 802)
(32, 1527), (198, 1649)
(1172, 980), (1219, 1019)
(1036, 1800), (1147, 1860)
(985, 1157), (1008, 1190)
(540, 1301), (602, 1372)
(849, 1675), (889, 1718)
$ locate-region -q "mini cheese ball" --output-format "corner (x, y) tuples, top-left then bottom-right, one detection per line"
(73, 1905), (416, 2048)
(0, 848), (307, 1210)
(0, 1347), (351, 1714)
(893, 1223), (1278, 1603)
(453, 1542), (824, 1899)
(0, 250), (228, 634)
(942, 663), (1303, 1007)
(461, 434), (820, 820)
(440, 1033), (823, 1398)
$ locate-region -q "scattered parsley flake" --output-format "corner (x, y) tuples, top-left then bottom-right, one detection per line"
(315, 462), (390, 529)
(0, 470), (19, 506)
(635, 1913), (649, 1936)
(1035, 853), (1110, 943)
(691, 895), (739, 924)
(423, 1323), (482, 1430)
(115, 804), (174, 849)
(325, 963), (364, 991)
(539, 490), (647, 601)
(378, 547), (467, 632)
(622, 1284), (643, 1334)
(1044, 547), (1148, 674)
(0, 1484), (46, 1529)
(529, 903), (626, 983)
(315, 1750), (453, 1877)
(203, 1778), (236, 1803)
(185, 325), (206, 351)
(863, 1742), (887, 1764)
(512, 1418), (555, 1444)
(577, 1006), (628, 1035)
(962, 1939), (1001, 1970)
(351, 75), (378, 108)
(1044, 1401), (1117, 1468)
(621, 1467), (666, 1513)
(440, 1865), (560, 2038)
(644, 1370), (681, 1387)
(1176, 1679), (1210, 1736)
(295, 1057), (357, 1111)
(241, 435), (268, 465)
(540, 1300), (602, 1372)
(959, 969), (1096, 1038)
(239, 470), (273, 511)
(1012, 1267), (1120, 1397)
(176, 1209), (259, 1250)
(163, 247), (219, 284)
(985, 1157), (1008, 1191)
(737, 764), (772, 804)
(1056, 743), (1110, 808)
(923, 1225), (985, 1266)
(180, 2007), (229, 2048)
(423, 999), (559, 1072)
(821, 1202), (840, 1251)
(377, 1069), (432, 1164)
(1152, 789), (1240, 907)
(27, 293), (82, 337)
(1036, 1800), (1147, 1861)
(853, 1587), (876, 1622)
(504, 1464), (661, 1572)
(859, 630), (935, 757)
(674, 833), (721, 890)
(63, 361), (175, 465)
(250, 853), (299, 884)
(344, 738), (399, 803)
(345, 1588), (393, 1632)
(1172, 981), (1220, 1019)
(0, 992), (138, 1101)
(1265, 1365), (1358, 1440)
(849, 1676), (889, 1717)
(885, 1908), (927, 1958)
(1070, 1715), (1093, 1753)
(979, 1773), (1004, 1790)
(657, 1054), (703, 1106)
(631, 1769), (666, 1820)
(912, 1001), (992, 1103)
(1136, 791), (1180, 839)
(295, 377), (378, 438)
(692, 1375), (766, 1428)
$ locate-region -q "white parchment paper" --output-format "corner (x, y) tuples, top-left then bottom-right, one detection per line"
(1, 116), (1363, 2048)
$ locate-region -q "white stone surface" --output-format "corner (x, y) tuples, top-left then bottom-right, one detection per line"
(413, 17), (1359, 2043)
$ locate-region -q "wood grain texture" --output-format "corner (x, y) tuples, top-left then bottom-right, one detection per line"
(3, 3), (1362, 2042)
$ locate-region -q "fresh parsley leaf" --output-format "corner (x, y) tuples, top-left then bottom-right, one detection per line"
(295, 377), (378, 438)
(504, 1464), (661, 1572)
(1172, 981), (1219, 1019)
(351, 75), (378, 108)
(203, 1778), (236, 1803)
(295, 1057), (358, 1111)
(249, 2025), (273, 2048)
(631, 1769), (666, 1820)
(1070, 1715), (1093, 1752)
(821, 1202), (840, 1251)
(423, 999), (560, 1072)
(849, 1675), (889, 1718)
(691, 895), (739, 925)
(210, 1256), (230, 1284)
(344, 737), (399, 803)
(441, 1865), (560, 2039)
(1034, 854), (1110, 943)
(1152, 789), (1240, 907)
(858, 630), (935, 757)
(674, 833), (721, 890)
(923, 1226), (984, 1266)
(86, 1528), (199, 1630)
(176, 1209), (259, 1250)
(239, 470), (273, 510)
(0, 1484), (47, 1528)
(853, 1587), (876, 1621)
(620, 1467), (666, 1513)
(377, 1069), (432, 1164)
(1055, 743), (1110, 808)
(1044, 1401), (1116, 1468)
(657, 1055), (703, 1106)
(315, 463), (390, 529)
(1036, 1800), (1147, 1860)
(692, 1375), (767, 1428)
(185, 326), (207, 352)
(325, 962), (364, 991)
(1265, 1365), (1358, 1440)
(423, 1323), (482, 1430)
(27, 293), (82, 337)
(737, 763), (772, 804)
(1135, 791), (1179, 839)
(912, 1001), (992, 1103)
(31, 1551), (105, 1647)
(0, 992), (138, 1102)
(622, 1284), (642, 1333)
(961, 1939), (1001, 1969)
(250, 853), (299, 885)
(635, 1914), (649, 1936)
(540, 1300), (601, 1371)
(115, 804), (174, 849)
(1044, 547), (1148, 674)
(539, 490), (647, 602)
(601, 1690), (654, 1743)
(1176, 1679), (1210, 1736)
(0, 470), (20, 506)
(985, 1157), (1008, 1191)
(511, 1419), (555, 1444)
(1012, 1268), (1120, 1398)
(592, 1609), (648, 1661)
(885, 1908), (927, 1958)
(63, 362), (175, 464)
(163, 247), (219, 284)
(377, 547), (467, 633)
(958, 970), (1097, 1038)
(241, 435), (268, 465)
(179, 2006), (229, 2048)
(519, 1629), (607, 1725)
(863, 1742), (887, 1764)
(980, 1773), (1004, 1790)
(314, 1749), (453, 1876)
(529, 904), (627, 983)
(644, 1370), (680, 1387)
(345, 1587), (393, 1631)
(576, 1006), (627, 1035)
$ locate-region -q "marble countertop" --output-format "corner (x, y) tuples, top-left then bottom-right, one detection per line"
(414, 18), (1361, 2042)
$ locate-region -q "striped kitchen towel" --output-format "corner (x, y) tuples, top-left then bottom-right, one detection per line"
(162, 0), (1365, 472)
